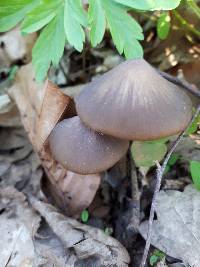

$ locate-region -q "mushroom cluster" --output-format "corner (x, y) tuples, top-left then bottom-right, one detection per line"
(49, 59), (192, 174)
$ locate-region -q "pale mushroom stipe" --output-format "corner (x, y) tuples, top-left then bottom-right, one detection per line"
(75, 59), (193, 140)
(49, 116), (129, 174)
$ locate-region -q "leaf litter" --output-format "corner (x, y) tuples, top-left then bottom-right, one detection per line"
(8, 63), (101, 216)
(0, 186), (130, 267)
(0, 19), (200, 266)
(139, 185), (200, 267)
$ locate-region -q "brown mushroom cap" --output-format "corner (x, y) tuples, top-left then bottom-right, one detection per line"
(75, 59), (193, 140)
(49, 116), (129, 174)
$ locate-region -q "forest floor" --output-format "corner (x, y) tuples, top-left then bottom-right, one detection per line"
(0, 12), (200, 267)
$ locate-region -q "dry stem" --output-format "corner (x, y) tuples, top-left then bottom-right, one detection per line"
(139, 105), (200, 267)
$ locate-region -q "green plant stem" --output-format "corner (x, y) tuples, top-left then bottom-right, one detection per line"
(172, 9), (200, 38)
(187, 0), (200, 19)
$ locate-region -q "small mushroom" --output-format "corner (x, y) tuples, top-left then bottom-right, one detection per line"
(75, 59), (193, 140)
(49, 116), (129, 174)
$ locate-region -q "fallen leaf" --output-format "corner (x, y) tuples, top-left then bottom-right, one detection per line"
(139, 185), (200, 267)
(8, 64), (44, 147)
(0, 187), (72, 267)
(9, 64), (100, 216)
(36, 80), (76, 152)
(0, 218), (35, 267)
(0, 27), (37, 67)
(31, 198), (130, 267)
(0, 187), (41, 233)
(131, 141), (167, 168)
(41, 169), (101, 217)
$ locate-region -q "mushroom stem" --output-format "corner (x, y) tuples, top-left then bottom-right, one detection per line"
(158, 69), (200, 99)
(129, 149), (140, 203)
(140, 104), (200, 267)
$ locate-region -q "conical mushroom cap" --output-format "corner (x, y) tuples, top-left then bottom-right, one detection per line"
(75, 59), (193, 140)
(49, 116), (129, 174)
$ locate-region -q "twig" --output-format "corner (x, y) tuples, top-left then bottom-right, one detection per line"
(139, 104), (200, 267)
(158, 70), (200, 99)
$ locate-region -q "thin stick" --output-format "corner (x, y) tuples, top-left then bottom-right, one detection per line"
(158, 70), (200, 99)
(139, 104), (200, 267)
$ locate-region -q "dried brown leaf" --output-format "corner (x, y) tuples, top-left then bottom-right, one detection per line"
(0, 187), (72, 267)
(36, 80), (76, 151)
(31, 198), (130, 267)
(9, 64), (100, 215)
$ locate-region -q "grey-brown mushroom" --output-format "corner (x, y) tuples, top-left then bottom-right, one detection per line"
(49, 116), (129, 174)
(75, 59), (193, 140)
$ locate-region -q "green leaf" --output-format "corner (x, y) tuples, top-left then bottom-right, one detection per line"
(168, 154), (179, 166)
(155, 0), (182, 10)
(113, 0), (181, 11)
(150, 255), (159, 266)
(81, 209), (89, 223)
(131, 140), (167, 168)
(186, 113), (200, 135)
(164, 154), (179, 174)
(102, 0), (144, 58)
(150, 249), (165, 266)
(0, 0), (40, 32)
(124, 38), (143, 59)
(88, 0), (106, 47)
(64, 0), (87, 51)
(21, 0), (62, 34)
(190, 161), (200, 191)
(157, 12), (171, 40)
(32, 8), (65, 81)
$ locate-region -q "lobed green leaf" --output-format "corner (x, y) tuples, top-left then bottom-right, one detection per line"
(0, 0), (40, 32)
(21, 0), (62, 34)
(32, 7), (65, 81)
(64, 0), (87, 51)
(113, 0), (182, 11)
(102, 0), (144, 58)
(88, 0), (106, 47)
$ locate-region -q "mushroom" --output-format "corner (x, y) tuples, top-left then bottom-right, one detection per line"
(75, 59), (193, 140)
(49, 116), (129, 174)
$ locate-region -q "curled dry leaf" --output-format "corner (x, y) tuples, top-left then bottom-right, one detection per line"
(31, 198), (130, 267)
(139, 185), (200, 267)
(9, 64), (101, 216)
(0, 26), (37, 67)
(36, 80), (76, 152)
